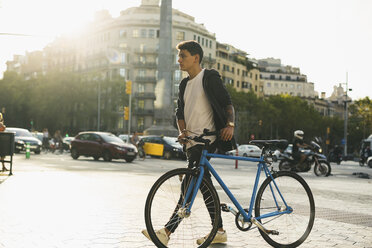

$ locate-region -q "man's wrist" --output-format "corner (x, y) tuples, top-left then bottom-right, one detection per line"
(226, 122), (235, 128)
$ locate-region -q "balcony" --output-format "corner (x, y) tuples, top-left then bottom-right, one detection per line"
(135, 76), (157, 83)
(132, 62), (157, 68)
(134, 92), (156, 99)
(133, 48), (158, 54)
(134, 108), (154, 116)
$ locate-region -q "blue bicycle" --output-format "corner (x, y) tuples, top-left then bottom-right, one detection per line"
(144, 129), (315, 248)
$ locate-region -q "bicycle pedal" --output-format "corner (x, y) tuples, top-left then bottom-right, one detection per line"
(220, 203), (229, 212)
(267, 230), (279, 235)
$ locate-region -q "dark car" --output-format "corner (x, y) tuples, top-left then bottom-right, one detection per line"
(141, 135), (186, 160)
(70, 131), (137, 162)
(6, 127), (42, 154)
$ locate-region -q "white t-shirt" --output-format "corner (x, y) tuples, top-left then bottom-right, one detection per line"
(184, 69), (216, 149)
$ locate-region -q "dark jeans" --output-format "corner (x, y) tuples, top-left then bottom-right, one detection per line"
(165, 143), (223, 233)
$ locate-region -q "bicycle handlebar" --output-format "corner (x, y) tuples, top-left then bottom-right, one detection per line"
(178, 129), (218, 144)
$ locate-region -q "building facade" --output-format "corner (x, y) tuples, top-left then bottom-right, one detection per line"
(215, 42), (263, 97)
(258, 58), (316, 98)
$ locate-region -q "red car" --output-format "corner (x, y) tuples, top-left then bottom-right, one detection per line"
(70, 131), (137, 162)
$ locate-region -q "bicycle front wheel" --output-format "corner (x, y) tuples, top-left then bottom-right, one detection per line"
(255, 171), (315, 248)
(144, 168), (221, 248)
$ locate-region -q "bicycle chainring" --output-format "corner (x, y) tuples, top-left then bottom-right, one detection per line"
(235, 208), (252, 231)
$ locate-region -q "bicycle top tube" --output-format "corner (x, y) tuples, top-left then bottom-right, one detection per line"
(205, 152), (264, 163)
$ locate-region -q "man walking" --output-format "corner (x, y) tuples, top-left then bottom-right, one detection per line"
(142, 40), (236, 246)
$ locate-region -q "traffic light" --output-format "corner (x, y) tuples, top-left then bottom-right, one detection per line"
(124, 107), (129, 120)
(125, 81), (132, 94)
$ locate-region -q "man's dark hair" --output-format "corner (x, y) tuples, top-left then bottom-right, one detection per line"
(176, 40), (203, 64)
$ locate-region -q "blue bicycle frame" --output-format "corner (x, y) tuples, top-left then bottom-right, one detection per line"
(183, 149), (292, 223)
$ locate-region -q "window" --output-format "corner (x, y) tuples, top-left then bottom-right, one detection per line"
(138, 100), (145, 109)
(132, 29), (139, 38)
(217, 63), (220, 70)
(148, 29), (155, 38)
(232, 67), (235, 73)
(121, 53), (126, 64)
(198, 36), (200, 43)
(137, 117), (144, 131)
(140, 44), (146, 52)
(209, 40), (212, 48)
(255, 74), (258, 80)
(138, 83), (145, 93)
(119, 68), (125, 78)
(176, 31), (185, 40)
(139, 70), (146, 78)
(237, 81), (240, 88)
(156, 30), (160, 38)
(270, 75), (275, 80)
(119, 30), (127, 38)
(174, 70), (181, 81)
(193, 34), (196, 40)
(140, 29), (147, 38)
(202, 38), (204, 46)
(286, 76), (291, 80)
(237, 69), (240, 75)
(139, 56), (146, 64)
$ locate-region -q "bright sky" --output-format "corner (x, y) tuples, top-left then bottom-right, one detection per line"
(0, 0), (371, 100)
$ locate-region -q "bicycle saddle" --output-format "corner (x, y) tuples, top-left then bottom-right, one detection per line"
(249, 139), (288, 150)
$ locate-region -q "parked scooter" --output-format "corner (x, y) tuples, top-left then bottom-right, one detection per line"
(279, 139), (331, 176)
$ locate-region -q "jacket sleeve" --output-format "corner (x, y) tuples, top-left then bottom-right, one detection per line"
(175, 79), (186, 120)
(209, 73), (232, 108)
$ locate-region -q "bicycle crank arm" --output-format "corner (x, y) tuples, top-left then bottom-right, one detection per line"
(251, 218), (279, 235)
(220, 203), (238, 216)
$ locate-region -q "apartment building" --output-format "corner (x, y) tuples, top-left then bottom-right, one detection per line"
(7, 0), (217, 132)
(215, 42), (263, 97)
(258, 58), (316, 98)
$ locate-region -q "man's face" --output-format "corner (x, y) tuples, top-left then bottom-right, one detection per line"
(178, 49), (198, 71)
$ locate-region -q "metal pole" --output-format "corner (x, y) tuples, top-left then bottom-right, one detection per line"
(343, 72), (348, 156)
(98, 80), (101, 131)
(127, 88), (132, 136)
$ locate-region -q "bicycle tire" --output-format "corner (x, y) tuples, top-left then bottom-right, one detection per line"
(255, 171), (315, 248)
(313, 161), (331, 177)
(144, 168), (221, 248)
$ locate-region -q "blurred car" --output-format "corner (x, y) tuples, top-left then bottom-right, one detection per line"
(6, 127), (42, 154)
(32, 132), (43, 142)
(70, 131), (137, 162)
(118, 134), (131, 143)
(141, 135), (186, 160)
(227, 144), (262, 157)
(62, 137), (74, 151)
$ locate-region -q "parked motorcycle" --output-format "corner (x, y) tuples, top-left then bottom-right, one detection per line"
(328, 150), (342, 165)
(279, 139), (331, 177)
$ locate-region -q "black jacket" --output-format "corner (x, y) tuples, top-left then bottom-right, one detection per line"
(176, 69), (236, 153)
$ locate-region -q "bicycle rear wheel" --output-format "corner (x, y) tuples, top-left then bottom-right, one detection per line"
(144, 168), (221, 248)
(255, 171), (315, 247)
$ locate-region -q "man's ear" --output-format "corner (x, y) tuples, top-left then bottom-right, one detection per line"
(194, 54), (200, 64)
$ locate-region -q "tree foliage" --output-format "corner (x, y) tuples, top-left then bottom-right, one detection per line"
(0, 71), (128, 136)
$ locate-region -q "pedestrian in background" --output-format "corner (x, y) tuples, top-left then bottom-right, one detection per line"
(130, 131), (139, 146)
(0, 112), (8, 172)
(42, 128), (50, 151)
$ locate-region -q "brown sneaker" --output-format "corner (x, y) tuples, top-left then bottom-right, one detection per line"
(142, 228), (169, 246)
(196, 230), (227, 245)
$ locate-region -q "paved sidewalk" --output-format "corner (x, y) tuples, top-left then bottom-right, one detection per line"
(0, 155), (371, 247)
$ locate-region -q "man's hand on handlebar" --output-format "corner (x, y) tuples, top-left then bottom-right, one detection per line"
(177, 131), (188, 145)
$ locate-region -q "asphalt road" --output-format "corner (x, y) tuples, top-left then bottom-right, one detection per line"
(0, 153), (371, 248)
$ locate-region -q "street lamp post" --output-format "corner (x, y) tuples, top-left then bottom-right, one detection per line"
(97, 79), (101, 131)
(342, 73), (352, 156)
